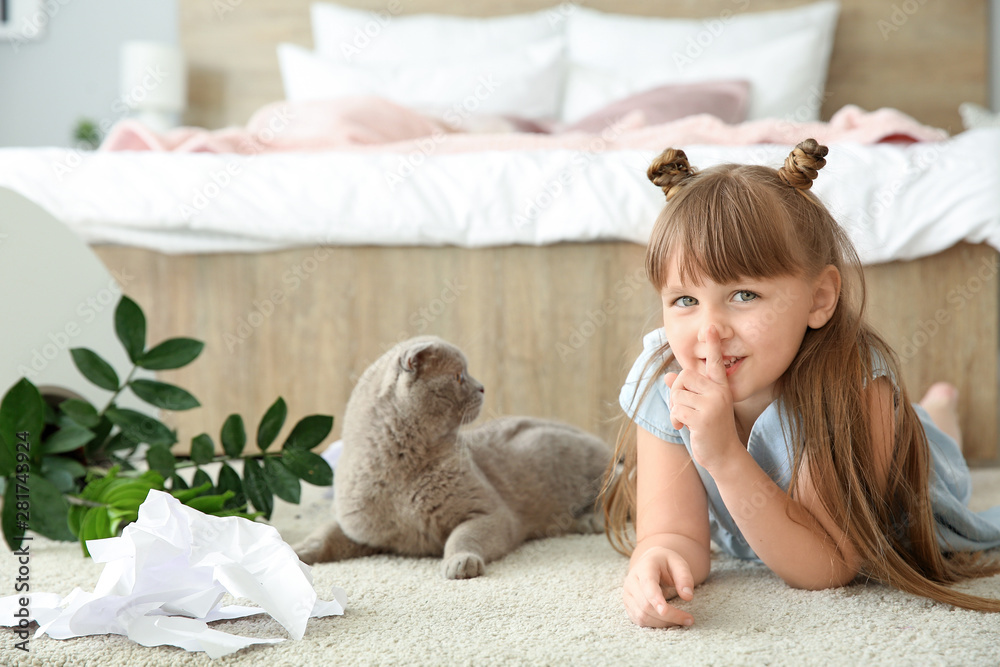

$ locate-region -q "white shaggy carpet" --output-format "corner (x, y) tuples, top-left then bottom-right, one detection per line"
(3, 468), (1000, 666)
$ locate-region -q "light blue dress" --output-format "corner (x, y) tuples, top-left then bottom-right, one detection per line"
(620, 328), (1000, 561)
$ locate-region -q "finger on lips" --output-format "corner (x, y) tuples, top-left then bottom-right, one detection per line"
(704, 325), (727, 383)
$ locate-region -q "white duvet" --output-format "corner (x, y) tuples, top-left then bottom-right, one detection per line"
(1, 128), (998, 264)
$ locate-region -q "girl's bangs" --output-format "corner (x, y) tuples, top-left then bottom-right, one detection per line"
(646, 167), (804, 289)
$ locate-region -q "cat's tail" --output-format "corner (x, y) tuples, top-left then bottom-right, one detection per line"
(294, 519), (383, 565)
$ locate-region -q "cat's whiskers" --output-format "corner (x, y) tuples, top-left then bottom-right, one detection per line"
(459, 396), (484, 425)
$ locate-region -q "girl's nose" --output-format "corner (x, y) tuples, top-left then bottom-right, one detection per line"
(698, 321), (733, 342)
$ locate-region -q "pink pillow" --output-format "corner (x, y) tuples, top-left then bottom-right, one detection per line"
(564, 80), (750, 133)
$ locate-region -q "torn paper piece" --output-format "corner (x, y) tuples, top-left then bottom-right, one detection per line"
(127, 615), (284, 659)
(0, 490), (346, 658)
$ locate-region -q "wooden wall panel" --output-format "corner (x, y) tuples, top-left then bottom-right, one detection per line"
(181, 0), (988, 131)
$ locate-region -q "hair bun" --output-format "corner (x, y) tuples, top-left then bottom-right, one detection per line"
(778, 138), (829, 190)
(647, 148), (696, 201)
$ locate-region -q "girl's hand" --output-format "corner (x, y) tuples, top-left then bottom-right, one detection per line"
(623, 546), (696, 628)
(664, 326), (740, 469)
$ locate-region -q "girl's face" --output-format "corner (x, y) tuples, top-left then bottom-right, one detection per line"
(660, 257), (836, 410)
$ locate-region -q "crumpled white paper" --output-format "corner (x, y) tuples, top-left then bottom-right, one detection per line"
(0, 490), (346, 658)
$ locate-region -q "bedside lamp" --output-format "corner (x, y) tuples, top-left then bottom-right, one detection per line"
(120, 41), (187, 132)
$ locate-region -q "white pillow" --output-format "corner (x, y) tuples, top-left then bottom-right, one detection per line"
(564, 1), (840, 122)
(959, 102), (1000, 130)
(277, 37), (565, 122)
(311, 2), (564, 64)
(563, 28), (826, 124)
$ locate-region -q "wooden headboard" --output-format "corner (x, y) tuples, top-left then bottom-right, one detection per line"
(181, 0), (987, 132)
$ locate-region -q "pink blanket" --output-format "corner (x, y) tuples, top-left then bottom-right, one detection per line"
(100, 98), (449, 153)
(100, 97), (948, 155)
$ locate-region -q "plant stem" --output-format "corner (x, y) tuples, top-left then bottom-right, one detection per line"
(173, 454), (262, 471)
(99, 365), (139, 415)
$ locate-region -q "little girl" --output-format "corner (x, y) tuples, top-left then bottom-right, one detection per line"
(601, 139), (1000, 628)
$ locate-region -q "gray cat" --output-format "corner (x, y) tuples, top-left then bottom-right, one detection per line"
(294, 335), (611, 579)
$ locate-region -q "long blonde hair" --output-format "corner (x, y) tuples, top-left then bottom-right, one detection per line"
(600, 139), (1000, 612)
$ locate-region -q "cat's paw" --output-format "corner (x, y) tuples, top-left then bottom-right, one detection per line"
(443, 552), (485, 579)
(570, 512), (604, 534)
(293, 539), (323, 565)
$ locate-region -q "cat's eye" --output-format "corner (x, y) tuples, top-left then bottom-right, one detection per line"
(456, 372), (464, 384)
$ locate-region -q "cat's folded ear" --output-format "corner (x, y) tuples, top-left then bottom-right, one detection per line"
(399, 339), (438, 375)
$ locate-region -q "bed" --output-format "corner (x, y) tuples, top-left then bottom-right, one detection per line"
(3, 0), (998, 465)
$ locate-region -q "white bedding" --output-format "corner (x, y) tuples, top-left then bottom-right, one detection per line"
(1, 128), (998, 263)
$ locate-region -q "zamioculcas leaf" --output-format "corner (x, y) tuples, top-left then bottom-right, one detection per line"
(41, 456), (87, 493)
(192, 467), (214, 493)
(114, 295), (147, 363)
(2, 484), (22, 551)
(281, 448), (334, 486)
(257, 397), (287, 452)
(170, 474), (189, 491)
(221, 415), (246, 458)
(28, 475), (75, 542)
(0, 433), (10, 478)
(282, 415), (334, 451)
(0, 432), (9, 478)
(217, 463), (245, 509)
(263, 456), (301, 504)
(146, 445), (176, 478)
(242, 457), (273, 519)
(129, 379), (200, 411)
(137, 338), (204, 370)
(0, 378), (45, 475)
(83, 416), (114, 459)
(59, 398), (100, 428)
(105, 408), (177, 447)
(42, 425), (94, 455)
(104, 432), (139, 454)
(42, 467), (76, 494)
(190, 434), (215, 465)
(42, 398), (58, 424)
(70, 348), (120, 391)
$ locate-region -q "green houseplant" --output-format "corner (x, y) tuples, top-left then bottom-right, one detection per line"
(0, 295), (333, 555)
(72, 118), (102, 150)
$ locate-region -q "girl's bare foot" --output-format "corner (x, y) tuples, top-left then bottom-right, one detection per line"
(919, 382), (963, 452)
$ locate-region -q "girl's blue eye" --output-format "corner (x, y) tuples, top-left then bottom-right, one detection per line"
(734, 290), (758, 302)
(674, 296), (697, 307)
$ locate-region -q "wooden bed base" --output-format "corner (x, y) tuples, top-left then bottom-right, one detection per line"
(94, 242), (999, 465)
